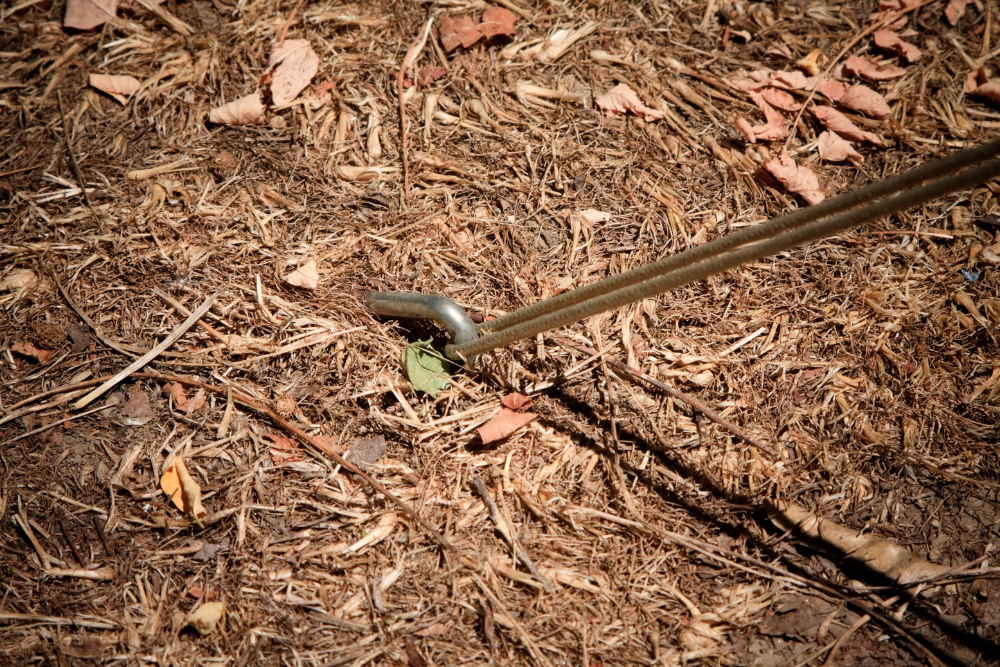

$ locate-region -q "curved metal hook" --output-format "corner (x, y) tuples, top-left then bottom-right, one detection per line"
(365, 291), (479, 361)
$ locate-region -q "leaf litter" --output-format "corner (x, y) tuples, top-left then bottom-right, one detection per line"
(4, 0), (1000, 664)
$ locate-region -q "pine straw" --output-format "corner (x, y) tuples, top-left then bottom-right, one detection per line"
(1, 0), (1000, 665)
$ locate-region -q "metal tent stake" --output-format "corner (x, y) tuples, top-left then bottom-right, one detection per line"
(368, 138), (1000, 360)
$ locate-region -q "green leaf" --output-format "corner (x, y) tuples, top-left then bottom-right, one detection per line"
(402, 338), (451, 398)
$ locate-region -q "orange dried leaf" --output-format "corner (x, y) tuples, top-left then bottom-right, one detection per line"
(417, 66), (446, 86)
(764, 149), (827, 205)
(595, 83), (664, 121)
(11, 341), (55, 364)
(734, 115), (757, 143)
(758, 87), (800, 111)
(765, 42), (792, 59)
(160, 457), (207, 520)
(741, 93), (788, 141)
(209, 93), (265, 125)
(439, 15), (482, 53)
(186, 390), (206, 414)
(873, 30), (921, 63)
(89, 74), (140, 105)
(817, 131), (862, 165)
(843, 55), (905, 80)
(945, 0), (970, 25)
(267, 40), (319, 106)
(501, 392), (532, 410)
(814, 80), (849, 102)
(478, 7), (517, 39)
(64, 0), (116, 30)
(285, 260), (319, 289)
(168, 382), (189, 410)
(813, 105), (885, 146)
(477, 408), (536, 443)
(838, 84), (891, 120)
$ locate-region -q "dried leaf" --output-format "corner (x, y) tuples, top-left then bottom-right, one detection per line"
(89, 74), (140, 105)
(402, 339), (451, 398)
(265, 432), (302, 464)
(813, 105), (885, 146)
(817, 131), (862, 165)
(209, 93), (265, 125)
(873, 29), (921, 63)
(764, 149), (826, 205)
(595, 83), (664, 121)
(191, 541), (222, 561)
(738, 93), (788, 142)
(187, 601), (226, 636)
(417, 66), (446, 86)
(0, 269), (36, 291)
(945, 0), (970, 25)
(11, 341), (55, 364)
(814, 80), (849, 102)
(758, 87), (800, 111)
(160, 457), (207, 519)
(838, 84), (891, 119)
(439, 15), (482, 53)
(796, 49), (823, 76)
(768, 70), (815, 91)
(120, 391), (154, 426)
(478, 7), (517, 39)
(267, 40), (319, 106)
(501, 393), (533, 410)
(578, 209), (611, 223)
(168, 382), (189, 410)
(843, 55), (905, 80)
(734, 115), (757, 142)
(285, 260), (319, 289)
(186, 390), (206, 414)
(64, 0), (116, 30)
(477, 407), (536, 443)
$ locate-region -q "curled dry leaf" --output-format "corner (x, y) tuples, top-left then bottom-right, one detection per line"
(838, 84), (891, 119)
(285, 260), (319, 289)
(813, 105), (885, 146)
(765, 42), (793, 59)
(595, 83), (664, 121)
(967, 70), (1000, 104)
(945, 0), (970, 25)
(872, 30), (921, 63)
(64, 0), (116, 30)
(160, 457), (207, 520)
(209, 93), (265, 125)
(187, 601), (226, 636)
(11, 341), (55, 364)
(818, 131), (862, 165)
(796, 49), (823, 76)
(758, 87), (800, 111)
(477, 407), (536, 443)
(501, 392), (533, 410)
(439, 15), (482, 53)
(478, 7), (517, 39)
(89, 74), (140, 105)
(0, 269), (36, 291)
(168, 382), (189, 410)
(735, 93), (788, 143)
(764, 149), (826, 205)
(843, 55), (905, 80)
(417, 66), (446, 86)
(266, 40), (319, 106)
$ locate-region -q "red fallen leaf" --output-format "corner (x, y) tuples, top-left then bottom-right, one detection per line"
(11, 341), (55, 364)
(267, 39), (319, 106)
(843, 55), (905, 80)
(265, 433), (302, 463)
(64, 0), (116, 30)
(312, 434), (342, 455)
(815, 80), (849, 102)
(62, 413), (75, 430)
(769, 70), (815, 91)
(838, 84), (891, 120)
(477, 408), (536, 443)
(596, 83), (665, 121)
(736, 94), (788, 143)
(758, 87), (800, 111)
(417, 66), (447, 86)
(945, 0), (970, 25)
(764, 149), (827, 205)
(817, 131), (863, 165)
(312, 79), (337, 97)
(478, 7), (517, 38)
(188, 586), (204, 598)
(168, 382), (189, 410)
(501, 392), (532, 411)
(439, 14), (482, 53)
(813, 105), (885, 146)
(873, 30), (921, 63)
(263, 433), (299, 449)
